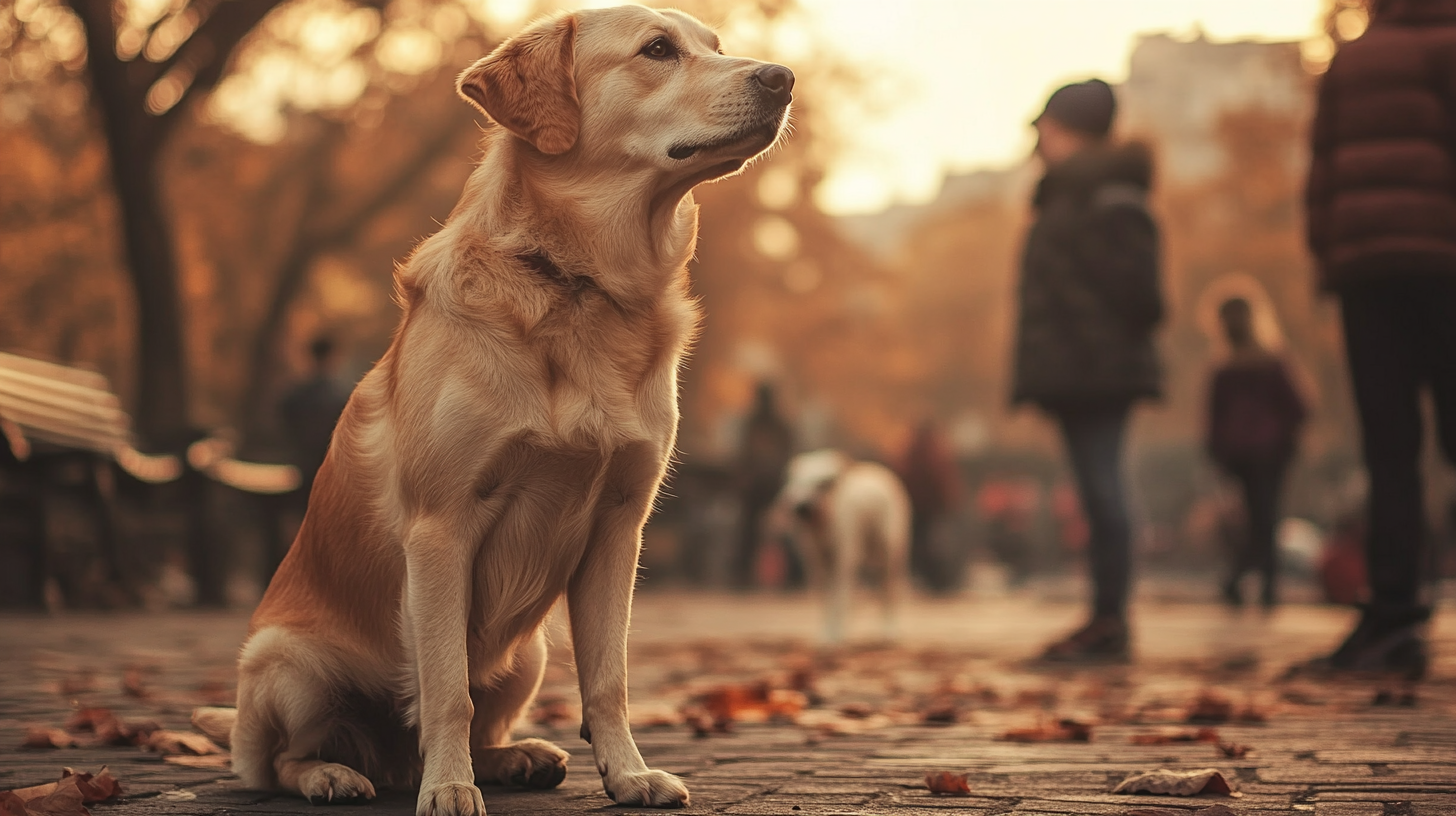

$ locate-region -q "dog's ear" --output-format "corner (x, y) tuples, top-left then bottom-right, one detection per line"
(457, 15), (579, 155)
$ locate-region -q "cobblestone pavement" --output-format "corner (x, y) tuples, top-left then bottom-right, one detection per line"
(2, 592), (1454, 815)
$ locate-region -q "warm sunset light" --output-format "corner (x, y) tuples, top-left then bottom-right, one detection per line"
(795, 0), (1328, 213)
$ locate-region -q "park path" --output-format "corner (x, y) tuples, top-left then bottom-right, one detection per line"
(1, 592), (1454, 815)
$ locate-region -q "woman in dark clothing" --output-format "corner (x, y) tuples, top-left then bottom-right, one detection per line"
(1011, 78), (1164, 662)
(1205, 298), (1307, 610)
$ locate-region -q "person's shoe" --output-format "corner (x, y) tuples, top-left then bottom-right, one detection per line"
(1039, 615), (1130, 664)
(1298, 606), (1429, 681)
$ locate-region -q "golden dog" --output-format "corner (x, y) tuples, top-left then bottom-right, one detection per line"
(226, 7), (792, 815)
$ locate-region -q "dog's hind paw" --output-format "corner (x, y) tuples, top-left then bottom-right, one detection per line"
(416, 781), (485, 816)
(603, 769), (689, 808)
(299, 763), (376, 805)
(474, 738), (569, 789)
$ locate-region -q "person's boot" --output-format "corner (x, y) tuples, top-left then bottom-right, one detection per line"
(1298, 605), (1429, 680)
(1039, 614), (1130, 663)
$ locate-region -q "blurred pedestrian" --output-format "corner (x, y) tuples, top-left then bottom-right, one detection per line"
(1204, 297), (1306, 609)
(732, 382), (795, 590)
(896, 419), (965, 593)
(268, 335), (352, 586)
(1012, 78), (1164, 662)
(1303, 0), (1456, 678)
(279, 336), (351, 504)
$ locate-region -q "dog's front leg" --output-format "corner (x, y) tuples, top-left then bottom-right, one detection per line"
(569, 501), (688, 808)
(405, 517), (486, 816)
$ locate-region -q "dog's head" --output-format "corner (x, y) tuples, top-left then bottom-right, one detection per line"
(457, 5), (792, 190)
(777, 449), (851, 521)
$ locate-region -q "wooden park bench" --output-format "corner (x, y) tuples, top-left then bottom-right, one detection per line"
(0, 351), (301, 608)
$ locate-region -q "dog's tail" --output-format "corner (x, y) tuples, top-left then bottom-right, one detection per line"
(191, 706), (236, 748)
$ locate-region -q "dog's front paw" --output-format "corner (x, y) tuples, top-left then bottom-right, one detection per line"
(474, 738), (569, 789)
(603, 769), (689, 808)
(299, 763), (376, 805)
(416, 782), (485, 816)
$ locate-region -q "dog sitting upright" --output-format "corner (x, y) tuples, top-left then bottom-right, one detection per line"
(228, 7), (792, 816)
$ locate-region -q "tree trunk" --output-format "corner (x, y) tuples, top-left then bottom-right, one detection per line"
(112, 158), (190, 448)
(74, 0), (189, 449)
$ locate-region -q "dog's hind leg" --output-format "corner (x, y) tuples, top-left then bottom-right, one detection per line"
(470, 626), (570, 789)
(233, 627), (377, 804)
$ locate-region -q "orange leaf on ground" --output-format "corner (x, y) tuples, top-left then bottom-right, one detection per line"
(1130, 728), (1220, 745)
(1217, 742), (1251, 759)
(1, 767), (123, 816)
(21, 728), (76, 750)
(1001, 718), (1092, 743)
(62, 710), (156, 747)
(143, 731), (224, 756)
(699, 682), (807, 726)
(924, 771), (971, 796)
(1113, 768), (1234, 796)
(0, 792), (30, 816)
(1186, 692), (1234, 724)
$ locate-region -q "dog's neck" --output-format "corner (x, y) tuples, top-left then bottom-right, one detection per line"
(461, 130), (699, 311)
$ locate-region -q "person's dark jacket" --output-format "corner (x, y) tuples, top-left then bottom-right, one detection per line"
(1205, 353), (1308, 470)
(1307, 0), (1456, 289)
(279, 375), (350, 490)
(1012, 142), (1164, 408)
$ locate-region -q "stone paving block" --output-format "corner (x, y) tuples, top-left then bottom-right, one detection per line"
(1314, 804), (1385, 816)
(1259, 765), (1379, 784)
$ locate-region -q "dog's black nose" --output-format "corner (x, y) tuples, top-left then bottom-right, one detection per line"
(753, 64), (794, 106)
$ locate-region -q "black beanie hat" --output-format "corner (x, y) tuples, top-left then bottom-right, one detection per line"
(1034, 78), (1116, 138)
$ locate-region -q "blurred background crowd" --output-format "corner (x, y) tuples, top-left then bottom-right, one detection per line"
(0, 0), (1452, 624)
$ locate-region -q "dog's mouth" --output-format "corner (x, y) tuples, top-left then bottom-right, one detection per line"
(666, 114), (786, 162)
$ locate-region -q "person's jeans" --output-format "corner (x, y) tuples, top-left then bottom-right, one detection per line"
(1225, 458), (1289, 604)
(1053, 402), (1133, 619)
(1339, 276), (1456, 618)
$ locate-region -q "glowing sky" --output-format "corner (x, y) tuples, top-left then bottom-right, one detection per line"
(794, 0), (1327, 214)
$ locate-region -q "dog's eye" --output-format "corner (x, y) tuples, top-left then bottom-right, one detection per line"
(641, 37), (676, 60)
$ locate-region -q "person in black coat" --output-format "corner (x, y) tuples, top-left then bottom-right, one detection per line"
(1011, 78), (1164, 662)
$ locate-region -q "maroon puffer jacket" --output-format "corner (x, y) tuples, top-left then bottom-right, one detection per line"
(1307, 0), (1456, 289)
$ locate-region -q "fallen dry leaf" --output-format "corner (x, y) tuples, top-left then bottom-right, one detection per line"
(0, 792), (29, 816)
(143, 731), (224, 756)
(1216, 742), (1251, 759)
(699, 682), (807, 726)
(1113, 768), (1234, 796)
(1186, 692), (1234, 724)
(63, 709), (157, 747)
(924, 771), (971, 796)
(1131, 728), (1220, 745)
(0, 767), (123, 816)
(21, 728), (76, 750)
(1001, 718), (1092, 743)
(163, 755), (232, 769)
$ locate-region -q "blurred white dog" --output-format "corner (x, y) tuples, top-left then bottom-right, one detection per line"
(773, 450), (911, 642)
